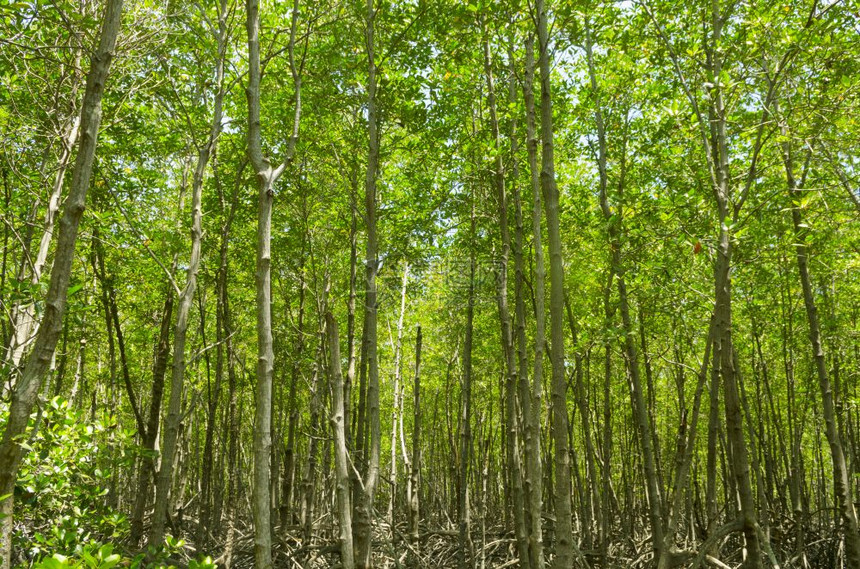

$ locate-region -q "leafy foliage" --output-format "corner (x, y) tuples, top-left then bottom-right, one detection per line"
(8, 398), (131, 564)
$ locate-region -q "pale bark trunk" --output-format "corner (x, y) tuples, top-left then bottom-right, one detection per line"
(251, 171), (275, 567)
(388, 263), (409, 536)
(522, 33), (546, 569)
(327, 313), (355, 569)
(0, 1), (122, 564)
(535, 1), (574, 565)
(245, 2), (272, 559)
(198, 1), (230, 546)
(149, 95), (214, 554)
(345, 173), (358, 448)
(245, 0), (301, 563)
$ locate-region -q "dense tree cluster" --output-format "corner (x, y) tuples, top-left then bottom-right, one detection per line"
(1, 0), (859, 568)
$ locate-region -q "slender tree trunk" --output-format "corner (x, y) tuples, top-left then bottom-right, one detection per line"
(148, 7), (227, 540)
(211, 203), (235, 534)
(129, 166), (190, 540)
(302, 338), (324, 542)
(408, 326), (422, 566)
(196, 1), (229, 546)
(244, 0), (301, 563)
(250, 168), (275, 565)
(483, 35), (529, 569)
(345, 171), (359, 448)
(130, 283), (174, 544)
(0, 2), (122, 564)
(714, 228), (763, 568)
(567, 305), (597, 548)
(584, 23), (667, 566)
(353, 0), (381, 565)
(149, 66), (217, 549)
(535, 1), (574, 565)
(280, 250), (305, 529)
(246, 0), (274, 560)
(458, 210), (476, 569)
(781, 130), (860, 566)
(522, 33), (546, 569)
(600, 270), (614, 564)
(327, 313), (355, 569)
(388, 263), (409, 536)
(4, 104), (81, 374)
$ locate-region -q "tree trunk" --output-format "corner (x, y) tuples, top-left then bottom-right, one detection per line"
(407, 326), (422, 566)
(0, 1), (122, 564)
(129, 283), (174, 544)
(353, 0), (381, 565)
(781, 129), (860, 566)
(584, 23), (666, 566)
(535, 1), (574, 565)
(483, 35), (530, 569)
(388, 263), (409, 536)
(4, 111), (81, 374)
(245, 0), (301, 563)
(327, 313), (355, 569)
(458, 209), (476, 569)
(197, 1), (229, 546)
(280, 249), (305, 529)
(713, 228), (763, 568)
(148, 6), (226, 541)
(148, 67), (215, 550)
(522, 32), (546, 569)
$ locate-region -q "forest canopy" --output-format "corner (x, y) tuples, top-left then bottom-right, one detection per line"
(1, 0), (859, 568)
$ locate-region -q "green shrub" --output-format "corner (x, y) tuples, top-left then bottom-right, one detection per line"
(6, 397), (134, 564)
(33, 543), (121, 569)
(32, 542), (217, 569)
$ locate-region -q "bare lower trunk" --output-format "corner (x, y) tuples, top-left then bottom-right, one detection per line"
(280, 252), (305, 528)
(129, 284), (173, 544)
(388, 263), (409, 536)
(327, 313), (355, 569)
(251, 167), (275, 567)
(149, 132), (211, 553)
(408, 327), (422, 566)
(197, 2), (229, 545)
(714, 229), (763, 568)
(458, 229), (476, 569)
(148, 15), (223, 544)
(301, 346), (323, 542)
(584, 23), (667, 565)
